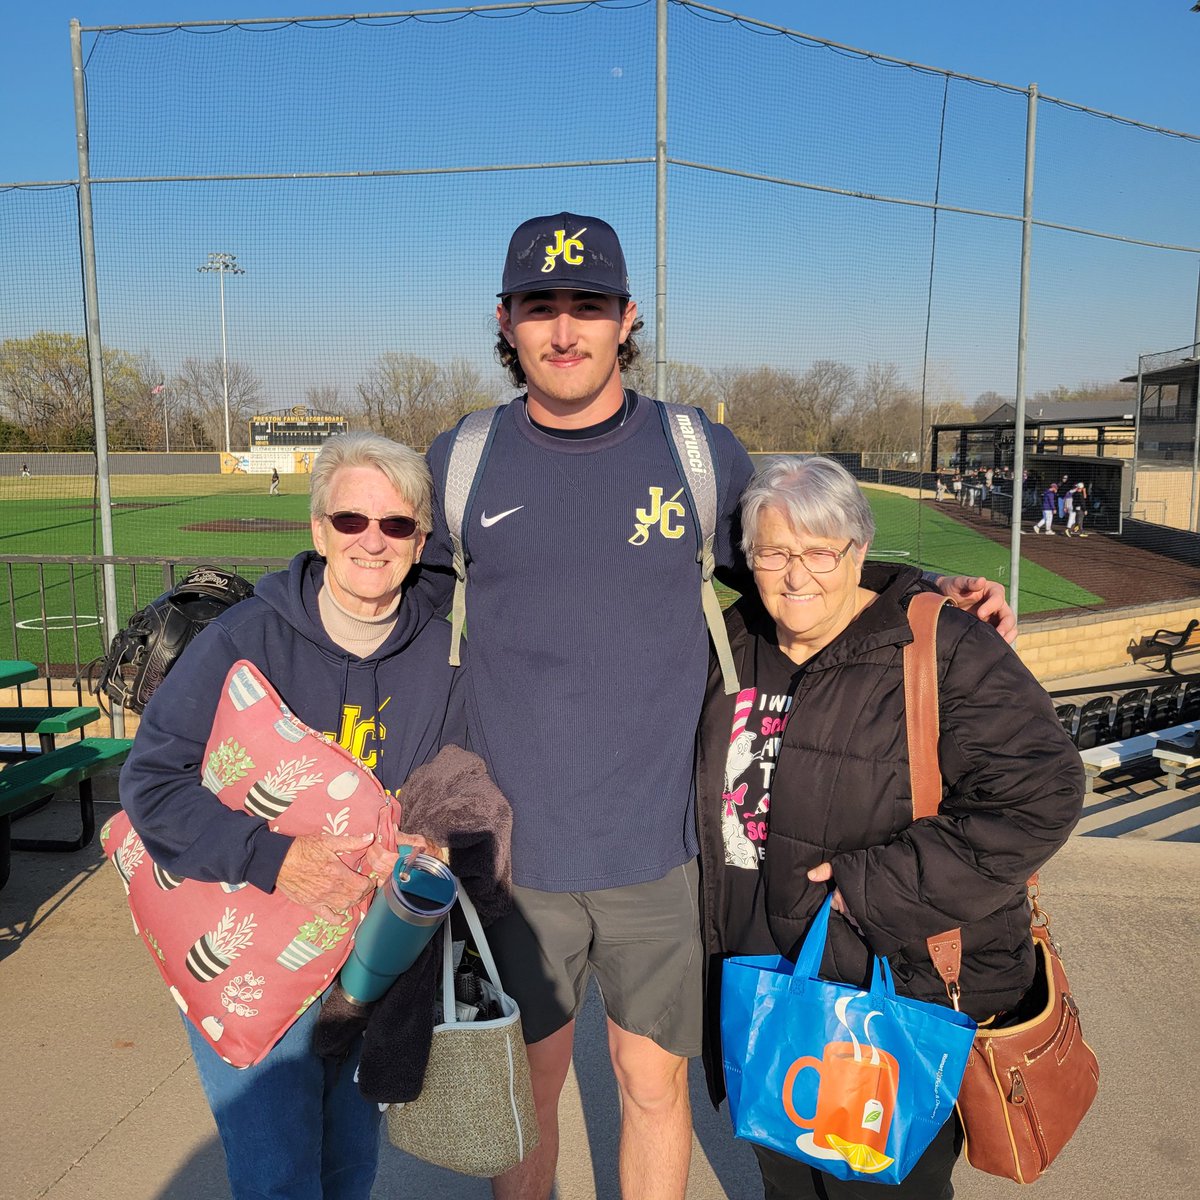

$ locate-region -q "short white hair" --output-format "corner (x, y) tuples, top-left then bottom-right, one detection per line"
(740, 455), (875, 555)
(309, 433), (433, 533)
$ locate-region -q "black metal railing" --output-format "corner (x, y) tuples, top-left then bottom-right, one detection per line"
(1, 553), (289, 692)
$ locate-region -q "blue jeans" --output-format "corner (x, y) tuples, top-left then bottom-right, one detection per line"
(185, 985), (380, 1200)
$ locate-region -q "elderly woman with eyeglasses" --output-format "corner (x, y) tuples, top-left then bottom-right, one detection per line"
(695, 456), (1083, 1200)
(120, 432), (465, 1200)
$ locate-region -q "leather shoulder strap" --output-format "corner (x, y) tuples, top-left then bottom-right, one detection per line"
(904, 592), (950, 821)
(904, 592), (965, 1006)
(905, 591), (1044, 1007)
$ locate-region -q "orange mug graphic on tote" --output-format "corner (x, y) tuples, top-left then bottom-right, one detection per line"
(782, 1040), (900, 1174)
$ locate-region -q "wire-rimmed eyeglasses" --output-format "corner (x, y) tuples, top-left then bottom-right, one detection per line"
(749, 540), (855, 574)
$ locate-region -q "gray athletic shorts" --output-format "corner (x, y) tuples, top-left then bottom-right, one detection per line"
(485, 859), (703, 1057)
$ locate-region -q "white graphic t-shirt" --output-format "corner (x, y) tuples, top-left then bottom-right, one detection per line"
(717, 638), (804, 953)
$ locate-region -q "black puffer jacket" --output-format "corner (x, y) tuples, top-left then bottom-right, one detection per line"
(696, 565), (1084, 1105)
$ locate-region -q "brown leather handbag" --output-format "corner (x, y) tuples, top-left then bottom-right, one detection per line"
(904, 593), (1098, 1183)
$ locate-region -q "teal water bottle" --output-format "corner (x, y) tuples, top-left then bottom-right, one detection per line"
(339, 850), (457, 1004)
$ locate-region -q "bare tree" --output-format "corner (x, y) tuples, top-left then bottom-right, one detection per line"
(303, 384), (342, 411)
(168, 357), (263, 450)
(1030, 379), (1136, 408)
(796, 360), (857, 452)
(972, 391), (1010, 420)
(845, 362), (925, 465)
(440, 359), (502, 423)
(356, 354), (499, 448)
(663, 362), (720, 416)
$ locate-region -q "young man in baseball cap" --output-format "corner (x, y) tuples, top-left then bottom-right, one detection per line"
(421, 213), (1015, 1199)
(427, 213), (734, 1198)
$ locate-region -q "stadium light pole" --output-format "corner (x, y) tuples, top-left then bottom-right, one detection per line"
(197, 252), (245, 454)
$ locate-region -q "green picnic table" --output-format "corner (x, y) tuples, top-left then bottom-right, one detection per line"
(0, 660), (37, 689)
(0, 705), (102, 756)
(0, 664), (118, 887)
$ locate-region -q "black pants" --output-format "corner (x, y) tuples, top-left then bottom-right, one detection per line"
(751, 1115), (961, 1200)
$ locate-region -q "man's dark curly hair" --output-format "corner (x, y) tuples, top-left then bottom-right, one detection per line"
(494, 297), (644, 389)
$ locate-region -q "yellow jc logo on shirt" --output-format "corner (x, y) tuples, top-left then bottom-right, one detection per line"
(629, 487), (687, 545)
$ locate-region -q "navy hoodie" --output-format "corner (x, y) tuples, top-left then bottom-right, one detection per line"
(119, 551), (467, 892)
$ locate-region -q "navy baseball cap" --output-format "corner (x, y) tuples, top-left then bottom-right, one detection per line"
(499, 212), (630, 299)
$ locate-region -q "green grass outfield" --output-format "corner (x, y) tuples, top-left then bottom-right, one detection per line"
(1, 475), (309, 668)
(866, 489), (1101, 613)
(716, 489), (1101, 616)
(1, 477), (1100, 668)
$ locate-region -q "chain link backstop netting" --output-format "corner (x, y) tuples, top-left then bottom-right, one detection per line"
(3, 0), (1200, 668)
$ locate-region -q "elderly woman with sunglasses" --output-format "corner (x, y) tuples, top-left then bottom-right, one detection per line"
(695, 456), (1083, 1200)
(120, 432), (466, 1200)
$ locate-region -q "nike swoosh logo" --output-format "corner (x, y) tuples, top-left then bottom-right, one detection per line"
(480, 506), (525, 528)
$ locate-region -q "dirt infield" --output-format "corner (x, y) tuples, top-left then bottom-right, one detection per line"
(184, 518), (309, 533)
(932, 500), (1200, 616)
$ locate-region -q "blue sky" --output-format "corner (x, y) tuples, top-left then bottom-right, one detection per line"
(4, 0), (1198, 184)
(2, 1), (1199, 409)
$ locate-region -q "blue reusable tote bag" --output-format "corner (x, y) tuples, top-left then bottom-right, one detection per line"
(721, 897), (977, 1185)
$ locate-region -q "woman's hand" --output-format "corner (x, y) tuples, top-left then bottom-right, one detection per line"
(276, 831), (377, 922)
(277, 831), (450, 921)
(807, 862), (861, 931)
(361, 832), (449, 887)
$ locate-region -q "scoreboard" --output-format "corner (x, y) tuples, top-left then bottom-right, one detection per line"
(249, 407), (347, 447)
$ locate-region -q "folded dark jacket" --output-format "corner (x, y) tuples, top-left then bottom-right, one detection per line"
(317, 745), (514, 1103)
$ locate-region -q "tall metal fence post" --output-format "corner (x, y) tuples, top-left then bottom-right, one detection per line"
(1132, 352), (1144, 525)
(71, 18), (124, 736)
(655, 0), (667, 404)
(1191, 264), (1200, 530)
(1008, 83), (1038, 625)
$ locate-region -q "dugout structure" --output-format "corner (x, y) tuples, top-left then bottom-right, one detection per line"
(983, 454), (1130, 535)
(930, 401), (1136, 475)
(1122, 346), (1200, 532)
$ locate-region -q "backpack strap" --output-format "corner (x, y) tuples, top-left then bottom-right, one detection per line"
(655, 400), (739, 695)
(442, 404), (507, 666)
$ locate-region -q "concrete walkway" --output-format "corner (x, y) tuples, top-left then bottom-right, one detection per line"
(2, 707), (1198, 1198)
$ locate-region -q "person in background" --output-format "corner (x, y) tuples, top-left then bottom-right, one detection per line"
(270, 465), (281, 496)
(696, 455), (1084, 1199)
(120, 432), (465, 1200)
(1033, 481), (1057, 535)
(1065, 482), (1088, 537)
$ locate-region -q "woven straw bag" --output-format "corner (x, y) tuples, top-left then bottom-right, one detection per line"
(386, 889), (538, 1177)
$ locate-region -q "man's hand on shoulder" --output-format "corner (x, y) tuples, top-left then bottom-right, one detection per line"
(933, 575), (1017, 644)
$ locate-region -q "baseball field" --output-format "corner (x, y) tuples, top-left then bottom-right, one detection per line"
(0, 474), (1101, 670)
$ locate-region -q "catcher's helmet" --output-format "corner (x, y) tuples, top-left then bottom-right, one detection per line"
(91, 567), (255, 713)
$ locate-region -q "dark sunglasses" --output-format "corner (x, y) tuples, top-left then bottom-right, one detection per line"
(324, 511), (419, 539)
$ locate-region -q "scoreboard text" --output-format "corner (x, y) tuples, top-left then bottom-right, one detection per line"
(249, 407), (347, 446)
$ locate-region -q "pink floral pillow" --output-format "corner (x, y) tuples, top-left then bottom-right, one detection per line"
(102, 660), (399, 1068)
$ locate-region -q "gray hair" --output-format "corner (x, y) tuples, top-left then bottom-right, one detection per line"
(740, 455), (875, 556)
(309, 432), (433, 533)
